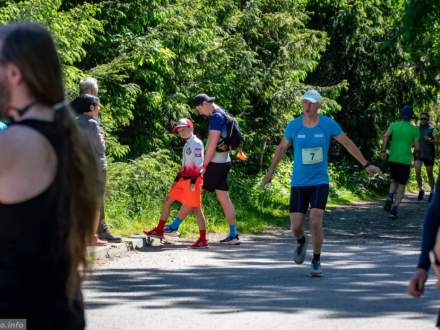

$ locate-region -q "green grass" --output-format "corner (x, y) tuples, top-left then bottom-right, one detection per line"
(110, 190), (374, 238)
(109, 192), (292, 237)
(105, 156), (410, 238)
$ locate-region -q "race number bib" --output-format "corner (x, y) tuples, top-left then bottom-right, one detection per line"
(302, 147), (323, 165)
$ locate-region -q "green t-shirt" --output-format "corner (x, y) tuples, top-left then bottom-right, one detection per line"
(388, 121), (419, 164)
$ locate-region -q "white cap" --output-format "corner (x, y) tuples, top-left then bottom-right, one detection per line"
(302, 89), (321, 104)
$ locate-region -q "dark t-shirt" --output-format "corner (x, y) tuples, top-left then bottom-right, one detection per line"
(419, 124), (435, 161)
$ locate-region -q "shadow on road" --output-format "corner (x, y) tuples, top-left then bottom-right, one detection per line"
(84, 194), (437, 320)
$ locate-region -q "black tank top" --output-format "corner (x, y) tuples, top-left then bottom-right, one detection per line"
(0, 119), (84, 329)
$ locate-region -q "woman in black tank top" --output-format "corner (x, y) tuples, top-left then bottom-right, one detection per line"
(0, 23), (101, 330)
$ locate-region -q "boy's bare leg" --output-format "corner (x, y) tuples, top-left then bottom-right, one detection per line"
(194, 208), (206, 230)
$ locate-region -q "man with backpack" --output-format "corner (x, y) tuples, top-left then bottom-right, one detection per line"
(194, 93), (241, 245)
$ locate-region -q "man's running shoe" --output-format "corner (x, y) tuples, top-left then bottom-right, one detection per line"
(99, 230), (122, 243)
(163, 225), (180, 237)
(143, 227), (164, 239)
(388, 206), (398, 219)
(418, 189), (425, 201)
(219, 235), (240, 245)
(310, 260), (322, 277)
(294, 241), (307, 264)
(384, 198), (393, 212)
(190, 238), (209, 249)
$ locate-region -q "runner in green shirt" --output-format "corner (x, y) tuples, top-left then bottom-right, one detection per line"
(382, 105), (420, 218)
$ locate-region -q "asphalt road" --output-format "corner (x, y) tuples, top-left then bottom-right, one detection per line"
(84, 194), (439, 330)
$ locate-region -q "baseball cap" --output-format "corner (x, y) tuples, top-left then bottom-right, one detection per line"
(302, 89), (321, 104)
(400, 105), (413, 120)
(172, 118), (193, 133)
(193, 93), (215, 106)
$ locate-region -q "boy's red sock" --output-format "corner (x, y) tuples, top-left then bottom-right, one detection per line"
(157, 219), (166, 231)
(199, 229), (206, 241)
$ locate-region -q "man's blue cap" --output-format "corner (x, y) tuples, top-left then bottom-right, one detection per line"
(400, 105), (413, 120)
(302, 89), (321, 104)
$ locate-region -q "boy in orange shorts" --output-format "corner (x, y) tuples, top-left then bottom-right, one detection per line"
(144, 119), (208, 248)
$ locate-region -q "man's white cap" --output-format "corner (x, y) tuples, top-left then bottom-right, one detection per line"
(302, 89), (321, 104)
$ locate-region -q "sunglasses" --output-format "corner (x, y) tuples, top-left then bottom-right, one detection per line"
(420, 117), (429, 120)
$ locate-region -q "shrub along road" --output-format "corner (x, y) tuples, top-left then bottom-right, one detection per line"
(84, 194), (437, 330)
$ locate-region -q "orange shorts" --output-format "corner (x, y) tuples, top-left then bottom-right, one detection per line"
(167, 176), (203, 208)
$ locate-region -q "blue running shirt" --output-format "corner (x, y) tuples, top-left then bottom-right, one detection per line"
(284, 115), (342, 186)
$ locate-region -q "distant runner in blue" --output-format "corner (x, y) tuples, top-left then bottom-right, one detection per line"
(262, 89), (380, 276)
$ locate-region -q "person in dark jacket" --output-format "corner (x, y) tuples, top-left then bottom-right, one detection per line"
(408, 173), (440, 328)
(71, 95), (121, 245)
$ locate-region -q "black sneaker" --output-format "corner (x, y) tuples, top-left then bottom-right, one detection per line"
(99, 230), (122, 243)
(384, 198), (393, 212)
(418, 189), (425, 201)
(388, 206), (398, 219)
(219, 235), (240, 245)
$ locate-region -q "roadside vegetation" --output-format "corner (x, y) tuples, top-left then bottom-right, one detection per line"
(1, 0), (438, 236)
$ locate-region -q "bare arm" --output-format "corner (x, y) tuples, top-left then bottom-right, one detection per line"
(383, 129), (391, 151)
(413, 139), (420, 157)
(262, 137), (291, 185)
(334, 133), (380, 174)
(203, 130), (221, 167)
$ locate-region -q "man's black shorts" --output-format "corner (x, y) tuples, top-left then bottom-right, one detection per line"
(290, 184), (329, 214)
(203, 162), (231, 192)
(415, 158), (435, 167)
(388, 161), (411, 185)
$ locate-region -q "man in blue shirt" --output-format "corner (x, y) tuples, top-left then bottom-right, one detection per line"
(262, 89), (380, 276)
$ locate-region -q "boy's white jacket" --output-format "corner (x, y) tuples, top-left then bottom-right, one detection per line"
(180, 134), (204, 178)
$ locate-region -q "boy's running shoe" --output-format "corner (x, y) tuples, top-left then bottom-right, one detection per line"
(310, 260), (322, 277)
(219, 235), (240, 245)
(418, 189), (425, 201)
(190, 238), (209, 249)
(163, 225), (180, 237)
(294, 241), (307, 264)
(384, 198), (393, 212)
(143, 228), (164, 239)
